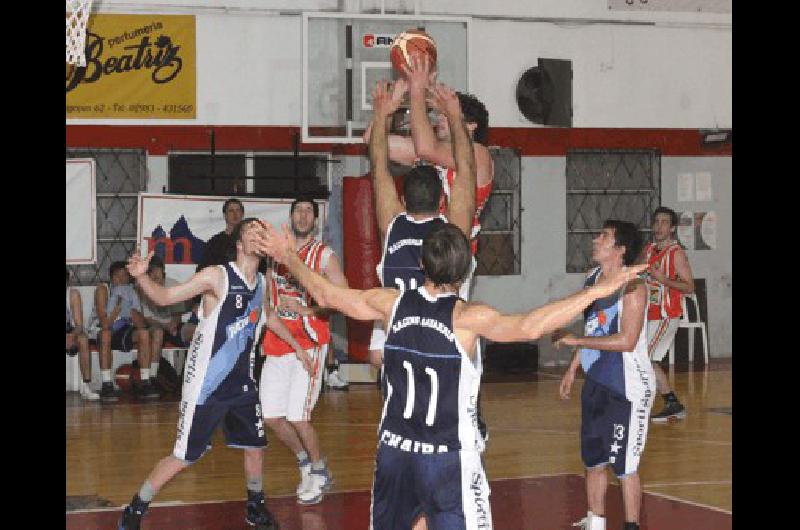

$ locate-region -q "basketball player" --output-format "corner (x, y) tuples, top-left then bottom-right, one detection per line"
(255, 220), (647, 530)
(641, 206), (695, 422)
(366, 78), (475, 367)
(555, 220), (655, 530)
(66, 268), (100, 400)
(259, 197), (347, 505)
(364, 53), (493, 262)
(117, 218), (307, 530)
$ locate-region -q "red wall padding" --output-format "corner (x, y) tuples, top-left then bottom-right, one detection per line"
(342, 174), (381, 362)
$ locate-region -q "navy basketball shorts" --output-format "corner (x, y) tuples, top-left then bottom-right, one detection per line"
(111, 324), (136, 352)
(172, 391), (267, 463)
(580, 377), (650, 477)
(370, 442), (492, 530)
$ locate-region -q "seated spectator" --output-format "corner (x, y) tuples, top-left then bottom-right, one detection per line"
(96, 261), (159, 401)
(138, 255), (190, 386)
(66, 268), (99, 401)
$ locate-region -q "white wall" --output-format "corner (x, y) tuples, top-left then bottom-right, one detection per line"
(471, 155), (732, 361)
(73, 5), (731, 128)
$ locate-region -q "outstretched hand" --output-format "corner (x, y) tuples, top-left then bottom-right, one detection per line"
(127, 247), (154, 279)
(593, 264), (648, 298)
(371, 79), (407, 119)
(427, 82), (462, 121)
(401, 53), (436, 94)
(253, 222), (296, 264)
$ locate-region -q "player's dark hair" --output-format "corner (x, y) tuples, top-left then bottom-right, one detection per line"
(422, 223), (472, 287)
(653, 206), (678, 227)
(457, 92), (489, 145)
(603, 220), (643, 267)
(147, 253), (165, 274)
(404, 165), (442, 214)
(109, 261), (127, 279)
(290, 196), (319, 218)
(231, 217), (261, 244)
(223, 198), (244, 215)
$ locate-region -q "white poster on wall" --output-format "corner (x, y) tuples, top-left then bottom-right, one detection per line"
(695, 172), (713, 202)
(66, 159), (97, 264)
(137, 194), (328, 282)
(677, 173), (694, 202)
(694, 211), (717, 250)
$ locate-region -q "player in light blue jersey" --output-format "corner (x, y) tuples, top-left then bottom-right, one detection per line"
(256, 220), (646, 530)
(117, 218), (309, 530)
(554, 220), (654, 530)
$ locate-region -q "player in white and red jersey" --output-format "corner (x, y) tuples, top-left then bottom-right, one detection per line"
(259, 197), (349, 505)
(641, 206), (695, 422)
(364, 54), (493, 267)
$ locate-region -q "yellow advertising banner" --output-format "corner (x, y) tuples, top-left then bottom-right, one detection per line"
(66, 14), (196, 119)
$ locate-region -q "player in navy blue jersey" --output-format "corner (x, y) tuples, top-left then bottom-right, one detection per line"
(256, 220), (647, 530)
(554, 220), (654, 530)
(117, 218), (308, 530)
(367, 79), (475, 367)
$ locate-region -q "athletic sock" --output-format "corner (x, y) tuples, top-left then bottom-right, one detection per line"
(622, 523), (639, 530)
(311, 459), (326, 472)
(137, 481), (155, 504)
(150, 362), (159, 377)
(246, 476), (263, 494)
(296, 450), (310, 466)
(83, 378), (92, 384)
(102, 370), (112, 383)
(140, 368), (150, 381)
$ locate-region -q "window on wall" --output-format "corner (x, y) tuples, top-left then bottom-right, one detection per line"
(66, 148), (148, 285)
(168, 152), (330, 199)
(566, 149), (661, 273)
(475, 148), (521, 276)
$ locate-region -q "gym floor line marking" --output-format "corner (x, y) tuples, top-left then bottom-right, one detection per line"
(642, 488), (732, 514)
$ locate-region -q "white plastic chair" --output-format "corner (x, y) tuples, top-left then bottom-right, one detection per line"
(667, 293), (709, 365)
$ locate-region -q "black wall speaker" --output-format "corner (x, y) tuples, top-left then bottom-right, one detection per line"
(516, 58), (572, 127)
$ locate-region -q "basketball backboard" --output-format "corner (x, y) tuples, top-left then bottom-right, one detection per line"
(303, 13), (471, 144)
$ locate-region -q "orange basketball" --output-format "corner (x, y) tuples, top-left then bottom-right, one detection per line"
(114, 363), (140, 393)
(390, 29), (437, 75)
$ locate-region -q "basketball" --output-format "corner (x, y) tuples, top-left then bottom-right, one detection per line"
(390, 29), (437, 75)
(114, 363), (140, 393)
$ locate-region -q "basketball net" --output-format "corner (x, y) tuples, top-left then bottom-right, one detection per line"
(66, 0), (93, 67)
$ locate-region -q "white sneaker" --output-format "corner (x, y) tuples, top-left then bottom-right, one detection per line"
(296, 463), (313, 496)
(80, 381), (100, 401)
(297, 466), (333, 505)
(325, 369), (349, 390)
(572, 511), (606, 530)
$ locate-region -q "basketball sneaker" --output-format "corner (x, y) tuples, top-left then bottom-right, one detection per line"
(100, 382), (121, 402)
(325, 367), (349, 391)
(245, 490), (279, 529)
(80, 381), (100, 401)
(651, 401), (687, 423)
(572, 511), (606, 530)
(118, 495), (148, 530)
(298, 464), (333, 505)
(134, 379), (160, 400)
(296, 461), (312, 496)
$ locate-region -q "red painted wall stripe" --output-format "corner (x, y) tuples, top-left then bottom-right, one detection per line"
(66, 125), (731, 157)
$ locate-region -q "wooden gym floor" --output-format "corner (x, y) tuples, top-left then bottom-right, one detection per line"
(66, 360), (731, 529)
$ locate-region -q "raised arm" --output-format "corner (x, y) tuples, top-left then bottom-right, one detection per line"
(456, 265), (648, 343)
(128, 250), (221, 307)
(370, 79), (408, 237)
(256, 223), (397, 322)
(429, 82), (476, 237)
